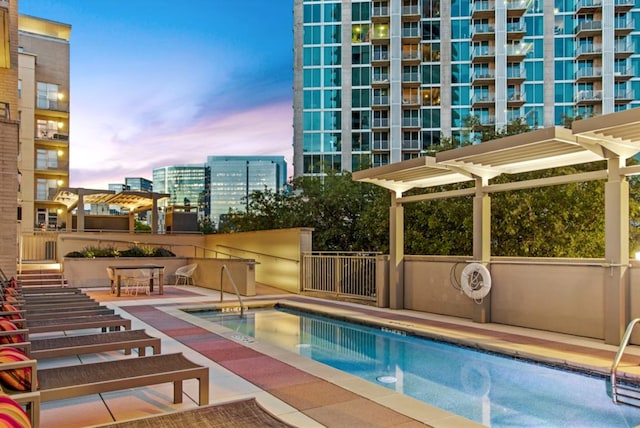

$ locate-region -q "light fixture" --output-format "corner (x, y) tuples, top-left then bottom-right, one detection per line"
(57, 93), (64, 100)
(57, 149), (64, 157)
(57, 122), (64, 129)
(635, 252), (640, 261)
(57, 179), (64, 186)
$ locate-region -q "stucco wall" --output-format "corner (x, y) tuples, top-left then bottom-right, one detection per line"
(404, 257), (609, 339)
(205, 228), (313, 293)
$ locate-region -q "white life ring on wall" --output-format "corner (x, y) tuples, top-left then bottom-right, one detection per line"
(461, 263), (492, 300)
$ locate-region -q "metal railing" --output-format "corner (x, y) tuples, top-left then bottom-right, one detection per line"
(220, 265), (244, 317)
(610, 318), (640, 407)
(302, 252), (378, 301)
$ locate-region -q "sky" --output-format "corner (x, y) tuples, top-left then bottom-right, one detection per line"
(19, 0), (294, 189)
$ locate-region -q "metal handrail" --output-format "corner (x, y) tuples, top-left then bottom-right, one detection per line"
(610, 318), (640, 404)
(220, 265), (244, 318)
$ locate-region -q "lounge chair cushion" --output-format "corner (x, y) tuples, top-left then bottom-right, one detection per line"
(0, 348), (34, 391)
(1, 297), (17, 304)
(0, 306), (20, 321)
(0, 321), (22, 345)
(0, 393), (31, 427)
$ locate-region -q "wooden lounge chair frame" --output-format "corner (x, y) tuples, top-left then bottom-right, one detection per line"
(36, 353), (209, 404)
(26, 314), (131, 334)
(0, 329), (161, 359)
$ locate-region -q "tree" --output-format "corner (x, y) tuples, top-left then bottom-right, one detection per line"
(224, 172), (389, 252)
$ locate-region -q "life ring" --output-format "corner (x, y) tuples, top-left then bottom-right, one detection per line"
(461, 263), (491, 299)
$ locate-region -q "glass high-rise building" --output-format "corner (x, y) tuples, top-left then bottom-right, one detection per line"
(207, 156), (287, 226)
(152, 165), (208, 218)
(293, 0), (640, 177)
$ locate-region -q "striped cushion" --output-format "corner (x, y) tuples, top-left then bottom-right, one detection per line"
(0, 321), (22, 345)
(0, 348), (33, 392)
(0, 297), (16, 304)
(2, 289), (17, 296)
(0, 307), (20, 322)
(0, 393), (31, 428)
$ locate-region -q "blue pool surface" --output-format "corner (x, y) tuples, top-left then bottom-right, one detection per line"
(195, 307), (640, 427)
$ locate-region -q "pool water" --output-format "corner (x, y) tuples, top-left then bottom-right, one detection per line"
(195, 307), (640, 427)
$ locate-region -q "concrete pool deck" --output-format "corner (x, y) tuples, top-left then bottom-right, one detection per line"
(35, 284), (640, 427)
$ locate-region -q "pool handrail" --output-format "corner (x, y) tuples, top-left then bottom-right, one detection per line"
(219, 265), (244, 318)
(610, 317), (640, 407)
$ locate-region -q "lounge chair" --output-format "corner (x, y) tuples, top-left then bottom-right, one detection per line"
(174, 263), (197, 285)
(94, 397), (295, 427)
(26, 314), (131, 334)
(36, 353), (209, 404)
(30, 329), (161, 359)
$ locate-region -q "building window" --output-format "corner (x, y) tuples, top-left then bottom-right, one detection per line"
(37, 82), (61, 110)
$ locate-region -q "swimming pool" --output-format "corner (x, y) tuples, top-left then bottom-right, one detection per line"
(194, 306), (640, 427)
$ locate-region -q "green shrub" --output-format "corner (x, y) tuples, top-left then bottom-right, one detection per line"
(153, 247), (176, 257)
(64, 251), (85, 258)
(65, 244), (175, 258)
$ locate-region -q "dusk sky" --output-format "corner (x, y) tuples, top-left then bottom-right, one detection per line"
(19, 0), (294, 189)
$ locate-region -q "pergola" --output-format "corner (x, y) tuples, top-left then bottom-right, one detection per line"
(353, 107), (640, 344)
(54, 188), (170, 234)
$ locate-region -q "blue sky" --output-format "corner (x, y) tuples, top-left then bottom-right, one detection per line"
(19, 0), (294, 188)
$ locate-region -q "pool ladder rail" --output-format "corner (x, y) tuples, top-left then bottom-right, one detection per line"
(610, 318), (640, 407)
(219, 265), (245, 318)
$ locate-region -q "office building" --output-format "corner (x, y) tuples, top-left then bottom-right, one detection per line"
(152, 164), (209, 218)
(124, 177), (152, 192)
(17, 14), (71, 230)
(207, 156), (287, 226)
(292, 0), (640, 176)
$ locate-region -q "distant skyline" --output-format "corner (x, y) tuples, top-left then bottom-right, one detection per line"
(19, 0), (294, 189)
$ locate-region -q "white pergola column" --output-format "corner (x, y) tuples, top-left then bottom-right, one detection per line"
(473, 176), (491, 323)
(604, 156), (629, 345)
(76, 191), (85, 232)
(389, 191), (404, 309)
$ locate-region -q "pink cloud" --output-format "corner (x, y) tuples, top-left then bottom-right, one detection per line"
(70, 100), (293, 189)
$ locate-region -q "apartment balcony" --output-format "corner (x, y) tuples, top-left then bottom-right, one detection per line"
(614, 65), (634, 82)
(507, 92), (526, 107)
(473, 115), (496, 126)
(471, 0), (494, 19)
(471, 46), (496, 63)
(402, 95), (421, 106)
(402, 139), (421, 151)
(575, 90), (602, 105)
(401, 5), (421, 21)
(402, 27), (421, 42)
(506, 43), (532, 61)
(472, 93), (496, 107)
(575, 67), (602, 82)
(372, 74), (390, 87)
(615, 0), (635, 13)
(576, 43), (602, 60)
(614, 40), (634, 58)
(506, 21), (526, 40)
(614, 89), (634, 104)
(615, 17), (634, 36)
(506, 67), (526, 84)
(372, 141), (390, 151)
(37, 131), (70, 143)
(36, 161), (70, 175)
(575, 21), (602, 38)
(372, 6), (390, 23)
(401, 49), (421, 65)
(372, 50), (390, 64)
(471, 69), (496, 85)
(402, 118), (421, 128)
(471, 24), (495, 42)
(372, 118), (389, 129)
(372, 96), (390, 107)
(576, 0), (602, 14)
(402, 72), (421, 86)
(506, 0), (533, 17)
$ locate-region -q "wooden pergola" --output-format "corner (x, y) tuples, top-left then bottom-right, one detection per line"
(353, 108), (640, 344)
(54, 188), (169, 234)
